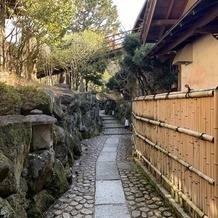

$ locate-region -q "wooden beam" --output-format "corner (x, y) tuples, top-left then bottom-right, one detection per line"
(150, 4), (218, 56)
(152, 19), (178, 26)
(141, 0), (158, 45)
(196, 25), (218, 34)
(157, 0), (175, 39)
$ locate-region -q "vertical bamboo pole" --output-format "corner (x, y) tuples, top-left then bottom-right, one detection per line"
(210, 97), (215, 218)
(199, 98), (204, 212)
(191, 99), (197, 206)
(213, 89), (218, 218)
(206, 98), (212, 217)
(205, 101), (210, 217)
(161, 100), (166, 179)
(197, 98), (203, 209)
(174, 99), (178, 194)
(181, 99), (185, 197)
(176, 99), (180, 195)
(140, 100), (142, 155)
(202, 97), (207, 213)
(194, 98), (199, 207)
(183, 99), (188, 197)
(142, 100), (145, 158)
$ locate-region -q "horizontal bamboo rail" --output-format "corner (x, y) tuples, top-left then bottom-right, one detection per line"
(132, 88), (216, 217)
(135, 149), (208, 218)
(132, 125), (215, 185)
(134, 89), (214, 101)
(132, 112), (214, 143)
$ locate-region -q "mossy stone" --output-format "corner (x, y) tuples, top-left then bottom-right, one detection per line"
(53, 159), (69, 194)
(46, 159), (69, 198)
(0, 197), (16, 218)
(6, 193), (28, 218)
(0, 152), (11, 182)
(33, 190), (54, 213)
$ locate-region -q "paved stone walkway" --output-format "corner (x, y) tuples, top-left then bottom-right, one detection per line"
(43, 112), (181, 218)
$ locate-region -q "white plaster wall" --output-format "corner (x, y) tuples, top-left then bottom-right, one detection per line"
(180, 34), (218, 91)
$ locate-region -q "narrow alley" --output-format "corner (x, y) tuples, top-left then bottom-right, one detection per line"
(43, 111), (185, 218)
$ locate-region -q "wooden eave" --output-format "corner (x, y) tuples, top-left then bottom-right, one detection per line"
(132, 0), (148, 34)
(133, 0), (189, 43)
(145, 0), (218, 58)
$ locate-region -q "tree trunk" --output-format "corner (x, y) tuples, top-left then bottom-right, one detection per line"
(135, 73), (147, 96)
(85, 79), (89, 92)
(71, 66), (76, 90)
(79, 77), (85, 92)
(66, 72), (70, 87)
(0, 0), (6, 70)
(59, 72), (65, 83)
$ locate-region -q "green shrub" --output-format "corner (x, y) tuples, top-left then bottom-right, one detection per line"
(16, 86), (49, 109)
(0, 82), (21, 115)
(0, 82), (50, 115)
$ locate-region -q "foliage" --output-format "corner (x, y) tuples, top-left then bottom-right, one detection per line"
(49, 30), (108, 91)
(71, 0), (120, 34)
(1, 0), (75, 77)
(107, 34), (178, 98)
(0, 82), (49, 115)
(106, 70), (136, 100)
(106, 59), (120, 76)
(16, 85), (49, 108)
(122, 34), (141, 55)
(0, 82), (21, 115)
(8, 0), (75, 44)
(81, 49), (109, 91)
(1, 0), (121, 87)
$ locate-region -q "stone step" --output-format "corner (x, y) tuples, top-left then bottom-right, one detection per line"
(103, 133), (132, 136)
(103, 126), (124, 129)
(102, 120), (117, 122)
(101, 117), (116, 120)
(103, 130), (132, 135)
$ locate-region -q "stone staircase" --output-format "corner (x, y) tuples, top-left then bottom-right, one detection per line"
(100, 111), (132, 135)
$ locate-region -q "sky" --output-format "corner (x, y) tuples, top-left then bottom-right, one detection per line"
(112, 0), (145, 31)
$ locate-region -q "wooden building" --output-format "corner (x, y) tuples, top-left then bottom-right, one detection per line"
(132, 1), (218, 217)
(133, 0), (218, 91)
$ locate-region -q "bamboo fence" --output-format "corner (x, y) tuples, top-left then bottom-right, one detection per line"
(132, 88), (218, 218)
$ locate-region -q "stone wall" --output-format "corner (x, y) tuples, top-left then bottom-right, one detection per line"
(0, 87), (101, 217)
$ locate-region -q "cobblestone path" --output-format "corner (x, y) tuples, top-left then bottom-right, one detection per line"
(43, 111), (183, 218)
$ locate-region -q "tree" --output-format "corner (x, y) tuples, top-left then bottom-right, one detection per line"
(120, 35), (149, 96)
(49, 30), (108, 91)
(71, 0), (120, 34)
(0, 0), (13, 70)
(1, 0), (75, 78)
(107, 34), (178, 98)
(106, 69), (136, 100)
(120, 34), (178, 96)
(81, 50), (108, 91)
